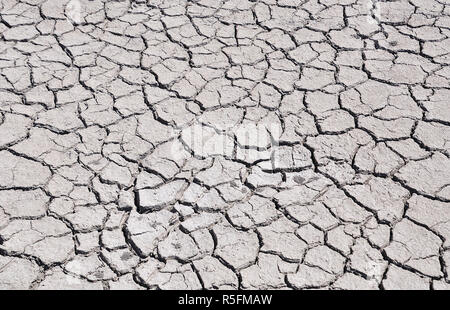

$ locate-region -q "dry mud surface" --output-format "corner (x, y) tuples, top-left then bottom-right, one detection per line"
(0, 0), (449, 290)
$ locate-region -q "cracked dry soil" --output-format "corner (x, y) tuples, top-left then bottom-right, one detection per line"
(0, 0), (449, 290)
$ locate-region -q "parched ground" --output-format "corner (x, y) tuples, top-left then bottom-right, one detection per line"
(0, 0), (449, 290)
